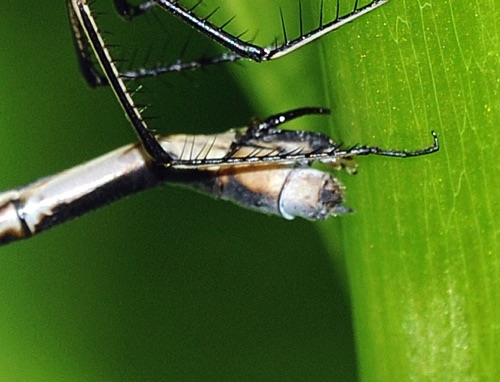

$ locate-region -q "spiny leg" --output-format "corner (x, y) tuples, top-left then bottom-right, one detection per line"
(68, 0), (236, 86)
(334, 131), (440, 159)
(170, 118), (439, 168)
(70, 1), (391, 84)
(253, 110), (440, 160)
(149, 0), (391, 62)
(69, 1), (246, 83)
(232, 128), (440, 170)
(99, 0), (390, 79)
(104, 0), (390, 81)
(112, 0), (247, 80)
(221, 107), (334, 161)
(237, 110), (438, 163)
(235, 108), (336, 153)
(66, 0), (107, 87)
(68, 0), (173, 164)
(119, 51), (243, 80)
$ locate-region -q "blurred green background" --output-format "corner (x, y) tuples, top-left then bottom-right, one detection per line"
(0, 1), (353, 380)
(0, 1), (497, 381)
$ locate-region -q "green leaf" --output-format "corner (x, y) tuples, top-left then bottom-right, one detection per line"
(225, 0), (499, 380)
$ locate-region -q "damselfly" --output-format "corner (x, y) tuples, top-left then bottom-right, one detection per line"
(0, 0), (439, 246)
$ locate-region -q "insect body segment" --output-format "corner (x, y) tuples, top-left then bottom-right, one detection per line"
(0, 126), (349, 245)
(202, 166), (350, 221)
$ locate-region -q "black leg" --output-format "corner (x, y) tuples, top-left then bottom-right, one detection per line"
(152, 0), (390, 61)
(119, 51), (243, 80)
(107, 0), (390, 80)
(336, 131), (440, 158)
(221, 108), (336, 165)
(70, 1), (391, 88)
(66, 0), (107, 87)
(69, 0), (173, 164)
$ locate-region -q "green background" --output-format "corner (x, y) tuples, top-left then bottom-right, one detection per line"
(0, 1), (497, 381)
